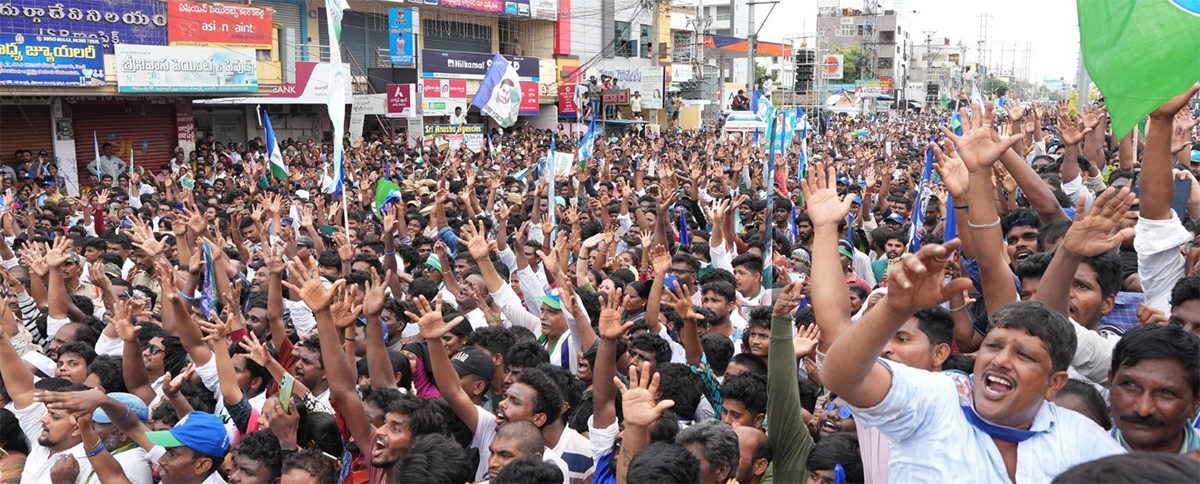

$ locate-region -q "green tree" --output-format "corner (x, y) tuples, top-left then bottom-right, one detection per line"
(831, 45), (864, 81)
(984, 77), (1009, 97)
(754, 63), (779, 85)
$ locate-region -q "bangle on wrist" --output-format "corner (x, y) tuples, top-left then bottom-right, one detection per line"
(967, 218), (1001, 230)
(113, 406), (132, 423)
(85, 443), (107, 458)
(953, 205), (969, 211)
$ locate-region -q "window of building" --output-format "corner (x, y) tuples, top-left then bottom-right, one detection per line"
(615, 21), (635, 57)
(837, 23), (855, 36)
(878, 57), (893, 70)
(640, 24), (651, 58)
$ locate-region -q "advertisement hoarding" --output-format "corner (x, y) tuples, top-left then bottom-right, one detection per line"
(167, 0), (273, 49)
(855, 78), (893, 97)
(115, 44), (257, 93)
(422, 0), (531, 17)
(0, 34), (104, 87)
(557, 85), (577, 117)
(388, 8), (415, 66)
(421, 78), (467, 116)
(519, 81), (539, 116)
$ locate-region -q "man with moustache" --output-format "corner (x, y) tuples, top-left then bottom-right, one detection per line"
(822, 242), (1124, 482)
(1106, 325), (1200, 454)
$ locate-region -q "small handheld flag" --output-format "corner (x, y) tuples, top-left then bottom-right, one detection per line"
(261, 107), (287, 180)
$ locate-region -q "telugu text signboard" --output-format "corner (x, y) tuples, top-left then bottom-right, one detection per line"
(0, 0), (168, 54)
(0, 34), (105, 87)
(167, 0), (274, 49)
(115, 44), (257, 93)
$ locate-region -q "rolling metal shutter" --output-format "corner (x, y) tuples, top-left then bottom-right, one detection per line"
(0, 105), (54, 167)
(256, 1), (305, 62)
(70, 101), (177, 183)
(320, 10), (388, 72)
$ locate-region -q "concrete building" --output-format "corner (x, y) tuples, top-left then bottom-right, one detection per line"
(909, 37), (968, 105)
(815, 7), (911, 103)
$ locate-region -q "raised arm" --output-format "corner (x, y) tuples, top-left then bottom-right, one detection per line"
(408, 295), (479, 431)
(803, 164), (857, 352)
(821, 241), (972, 408)
(0, 303), (34, 409)
(615, 362), (674, 484)
(593, 290), (629, 429)
(1034, 187), (1136, 318)
(939, 102), (1025, 316)
(768, 280), (817, 483)
(363, 269), (398, 390)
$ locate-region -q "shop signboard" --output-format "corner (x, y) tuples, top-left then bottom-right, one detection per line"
(0, 0), (168, 53)
(421, 49), (538, 81)
(0, 34), (104, 87)
(167, 0), (273, 49)
(421, 78), (467, 116)
(115, 44), (257, 93)
(423, 123), (485, 152)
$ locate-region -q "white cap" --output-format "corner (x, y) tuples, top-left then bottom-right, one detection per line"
(22, 352), (56, 378)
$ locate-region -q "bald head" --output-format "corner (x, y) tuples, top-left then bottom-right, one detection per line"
(735, 426), (771, 484)
(496, 420), (544, 456)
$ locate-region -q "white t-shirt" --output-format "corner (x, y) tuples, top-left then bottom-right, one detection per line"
(15, 402), (94, 484)
(470, 406), (499, 482)
(84, 445), (152, 484)
(550, 426), (594, 484)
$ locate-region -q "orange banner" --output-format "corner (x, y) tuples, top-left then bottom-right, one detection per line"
(168, 0), (274, 49)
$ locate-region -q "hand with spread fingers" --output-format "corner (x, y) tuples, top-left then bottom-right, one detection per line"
(1060, 186), (1138, 257)
(940, 102), (1023, 173)
(282, 260), (345, 312)
(616, 362), (675, 428)
(405, 295), (465, 341)
(598, 289), (630, 341)
(800, 163), (855, 228)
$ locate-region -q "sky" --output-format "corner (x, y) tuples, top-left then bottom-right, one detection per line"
(753, 0), (1081, 84)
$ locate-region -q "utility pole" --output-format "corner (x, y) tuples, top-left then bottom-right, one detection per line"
(745, 1), (780, 94)
(746, 1), (755, 92)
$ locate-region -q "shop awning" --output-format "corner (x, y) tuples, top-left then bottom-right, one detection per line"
(704, 35), (793, 58)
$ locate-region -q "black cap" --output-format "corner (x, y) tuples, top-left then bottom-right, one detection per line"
(451, 346), (494, 384)
(38, 150), (48, 156)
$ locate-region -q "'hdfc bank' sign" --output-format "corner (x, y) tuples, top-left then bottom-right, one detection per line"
(823, 54), (844, 80)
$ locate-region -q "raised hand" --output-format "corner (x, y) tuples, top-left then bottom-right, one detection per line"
(616, 362), (674, 428)
(665, 281), (701, 322)
(128, 217), (165, 258)
(793, 323), (821, 359)
(198, 311), (231, 343)
(404, 295), (464, 341)
(932, 141), (970, 198)
(800, 163), (855, 228)
(282, 260), (345, 312)
(161, 364), (195, 398)
(237, 332), (275, 367)
(1151, 82), (1200, 119)
(462, 220), (492, 260)
(883, 240), (974, 311)
(648, 243), (671, 276)
(329, 284), (362, 329)
(1060, 186), (1137, 257)
(598, 289), (631, 340)
(940, 102), (1023, 173)
(773, 278), (805, 316)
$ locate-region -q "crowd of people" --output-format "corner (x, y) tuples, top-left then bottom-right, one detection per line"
(1, 81), (1199, 484)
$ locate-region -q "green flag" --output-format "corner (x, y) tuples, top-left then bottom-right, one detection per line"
(1077, 0), (1200, 137)
(373, 179), (402, 218)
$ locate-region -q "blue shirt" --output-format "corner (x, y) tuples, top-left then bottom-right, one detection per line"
(853, 359), (1124, 483)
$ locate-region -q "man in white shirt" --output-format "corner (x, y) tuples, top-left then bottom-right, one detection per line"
(820, 245), (1123, 483)
(450, 106), (467, 125)
(87, 142), (126, 184)
(0, 316), (94, 484)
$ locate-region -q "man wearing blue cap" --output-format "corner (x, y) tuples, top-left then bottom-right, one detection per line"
(146, 411), (231, 484)
(87, 393), (152, 484)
